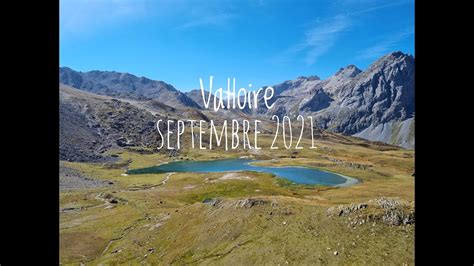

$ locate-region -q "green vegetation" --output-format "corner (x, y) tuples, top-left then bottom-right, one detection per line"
(60, 134), (414, 265)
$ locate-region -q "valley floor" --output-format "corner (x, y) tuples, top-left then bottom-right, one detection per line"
(59, 134), (414, 265)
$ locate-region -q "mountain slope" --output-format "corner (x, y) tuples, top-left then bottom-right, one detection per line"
(60, 84), (165, 162)
(59, 67), (201, 109)
(185, 89), (212, 109)
(353, 117), (414, 149)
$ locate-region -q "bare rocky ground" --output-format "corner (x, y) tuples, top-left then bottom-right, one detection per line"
(60, 85), (167, 163)
(60, 162), (112, 191)
(327, 197), (415, 226)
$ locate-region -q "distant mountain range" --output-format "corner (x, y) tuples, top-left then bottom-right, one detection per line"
(59, 67), (200, 109)
(59, 51), (414, 152)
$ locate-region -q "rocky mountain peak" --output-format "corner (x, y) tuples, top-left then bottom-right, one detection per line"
(334, 64), (362, 78)
(369, 51), (414, 71)
(390, 51), (408, 58)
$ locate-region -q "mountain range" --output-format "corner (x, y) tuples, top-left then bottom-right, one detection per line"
(59, 51), (414, 162)
(255, 51), (415, 148)
(60, 67), (200, 109)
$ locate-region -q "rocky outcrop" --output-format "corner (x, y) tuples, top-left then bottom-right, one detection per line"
(203, 198), (268, 209)
(202, 198), (223, 207)
(233, 198), (268, 208)
(327, 197), (414, 226)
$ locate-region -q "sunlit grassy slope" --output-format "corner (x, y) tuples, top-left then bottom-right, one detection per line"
(60, 133), (414, 265)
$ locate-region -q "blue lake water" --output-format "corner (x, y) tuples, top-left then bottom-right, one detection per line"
(127, 159), (357, 186)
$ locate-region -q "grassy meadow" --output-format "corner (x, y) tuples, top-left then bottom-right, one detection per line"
(60, 133), (414, 265)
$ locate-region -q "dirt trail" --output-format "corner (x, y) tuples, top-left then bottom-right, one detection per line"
(60, 172), (175, 213)
(125, 172), (174, 191)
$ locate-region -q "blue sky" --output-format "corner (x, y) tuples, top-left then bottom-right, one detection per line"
(60, 0), (414, 92)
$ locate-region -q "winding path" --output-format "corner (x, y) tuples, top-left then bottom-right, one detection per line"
(60, 172), (175, 213)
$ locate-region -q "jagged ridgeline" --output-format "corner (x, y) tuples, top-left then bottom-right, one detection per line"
(250, 51), (414, 148)
(60, 51), (414, 162)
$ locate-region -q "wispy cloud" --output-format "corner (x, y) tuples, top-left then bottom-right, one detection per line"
(302, 16), (351, 65)
(271, 0), (412, 66)
(60, 0), (240, 38)
(356, 27), (414, 60)
(272, 15), (351, 65)
(173, 0), (244, 30)
(175, 13), (235, 30)
(60, 0), (149, 37)
(335, 0), (412, 16)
